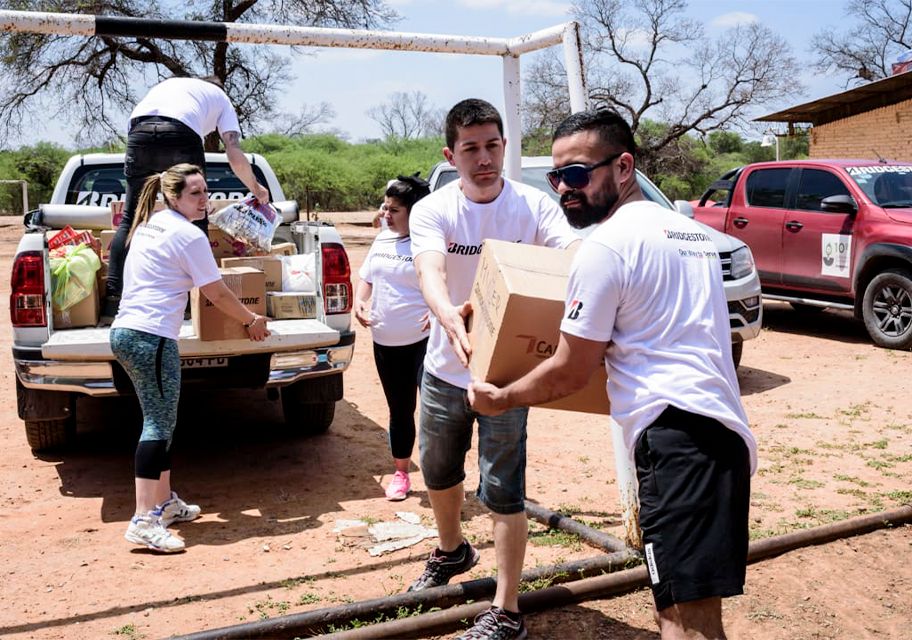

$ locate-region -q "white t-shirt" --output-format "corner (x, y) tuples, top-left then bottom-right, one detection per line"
(560, 200), (757, 474)
(358, 231), (429, 347)
(112, 209), (222, 340)
(410, 178), (578, 389)
(130, 78), (241, 140)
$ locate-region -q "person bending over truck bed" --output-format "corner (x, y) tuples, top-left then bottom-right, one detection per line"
(104, 76), (271, 322)
(110, 163), (270, 554)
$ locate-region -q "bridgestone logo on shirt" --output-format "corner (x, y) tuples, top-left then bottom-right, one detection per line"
(374, 252), (413, 262)
(645, 542), (661, 584)
(447, 242), (483, 255)
(663, 229), (711, 242)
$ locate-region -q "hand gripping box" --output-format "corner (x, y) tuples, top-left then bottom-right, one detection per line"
(468, 239), (610, 415)
(190, 267), (266, 341)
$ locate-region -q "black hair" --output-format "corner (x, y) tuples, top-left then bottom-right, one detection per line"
(385, 172), (431, 211)
(552, 109), (637, 157)
(445, 99), (504, 149)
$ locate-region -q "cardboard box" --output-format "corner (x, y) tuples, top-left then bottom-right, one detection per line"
(100, 229), (116, 260)
(267, 291), (318, 319)
(468, 239), (610, 415)
(221, 256), (283, 292)
(190, 267), (266, 341)
(269, 242), (297, 257)
(53, 283), (100, 329)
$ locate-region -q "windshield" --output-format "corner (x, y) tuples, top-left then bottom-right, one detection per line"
(846, 165), (912, 208)
(65, 164), (271, 206)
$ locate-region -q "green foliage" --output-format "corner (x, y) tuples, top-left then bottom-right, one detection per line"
(0, 142), (69, 214)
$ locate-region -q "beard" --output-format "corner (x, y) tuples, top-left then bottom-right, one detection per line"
(560, 187), (620, 229)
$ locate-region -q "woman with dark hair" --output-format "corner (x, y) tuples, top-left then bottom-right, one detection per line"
(354, 175), (431, 500)
(110, 163), (270, 553)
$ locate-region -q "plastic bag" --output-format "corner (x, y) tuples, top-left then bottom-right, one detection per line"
(209, 196), (281, 254)
(50, 243), (101, 311)
(281, 253), (316, 292)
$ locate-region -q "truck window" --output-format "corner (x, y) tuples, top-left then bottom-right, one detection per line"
(745, 168), (790, 208)
(66, 163), (272, 205)
(796, 169), (851, 211)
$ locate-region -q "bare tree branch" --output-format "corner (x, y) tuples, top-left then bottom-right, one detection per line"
(366, 91), (443, 140)
(0, 0), (397, 147)
(522, 0), (802, 170)
(812, 0), (912, 85)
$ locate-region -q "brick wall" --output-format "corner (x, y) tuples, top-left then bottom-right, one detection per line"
(810, 98), (912, 161)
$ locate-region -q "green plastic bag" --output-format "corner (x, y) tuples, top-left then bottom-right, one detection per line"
(50, 243), (101, 311)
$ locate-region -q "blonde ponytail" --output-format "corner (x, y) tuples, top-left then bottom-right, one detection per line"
(127, 163), (205, 243)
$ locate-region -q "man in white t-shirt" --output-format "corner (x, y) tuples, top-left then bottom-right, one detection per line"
(469, 109), (757, 640)
(105, 76), (270, 319)
(407, 99), (578, 640)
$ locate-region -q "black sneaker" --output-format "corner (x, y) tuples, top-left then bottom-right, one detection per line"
(456, 607), (527, 640)
(407, 541), (479, 591)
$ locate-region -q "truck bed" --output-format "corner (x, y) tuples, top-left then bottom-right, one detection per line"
(42, 319), (339, 361)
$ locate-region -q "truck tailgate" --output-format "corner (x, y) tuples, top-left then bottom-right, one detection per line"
(42, 319), (340, 361)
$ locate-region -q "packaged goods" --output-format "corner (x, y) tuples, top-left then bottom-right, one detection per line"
(209, 196), (281, 254)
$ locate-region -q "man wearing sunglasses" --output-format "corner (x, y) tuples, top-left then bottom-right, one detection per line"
(407, 98), (578, 640)
(469, 109), (756, 640)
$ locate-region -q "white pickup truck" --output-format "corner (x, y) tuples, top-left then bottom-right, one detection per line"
(11, 153), (355, 451)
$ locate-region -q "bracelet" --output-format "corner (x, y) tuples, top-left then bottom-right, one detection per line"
(244, 315), (259, 328)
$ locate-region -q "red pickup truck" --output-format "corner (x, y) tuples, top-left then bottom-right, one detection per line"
(693, 160), (912, 350)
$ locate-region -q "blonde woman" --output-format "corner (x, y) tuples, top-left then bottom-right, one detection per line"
(110, 163), (269, 553)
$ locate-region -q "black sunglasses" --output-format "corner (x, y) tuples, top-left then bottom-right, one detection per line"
(546, 151), (624, 192)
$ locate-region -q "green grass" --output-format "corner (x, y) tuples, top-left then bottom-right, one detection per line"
(785, 411), (827, 420)
(788, 477), (824, 490)
(833, 474), (872, 487)
(886, 490), (912, 503)
(249, 596), (291, 620)
(297, 593), (322, 605)
(112, 625), (144, 639)
(529, 529), (583, 551)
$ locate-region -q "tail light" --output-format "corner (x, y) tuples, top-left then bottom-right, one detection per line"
(10, 251), (47, 327)
(321, 242), (352, 314)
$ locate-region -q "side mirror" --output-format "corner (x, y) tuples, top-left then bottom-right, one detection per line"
(820, 195), (858, 214)
(674, 200), (695, 218)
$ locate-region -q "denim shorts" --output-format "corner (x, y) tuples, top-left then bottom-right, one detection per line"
(418, 371), (529, 515)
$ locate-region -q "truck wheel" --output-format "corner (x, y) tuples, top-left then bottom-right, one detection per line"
(25, 418), (76, 451)
(281, 395), (336, 435)
(862, 269), (912, 350)
(731, 341), (743, 368)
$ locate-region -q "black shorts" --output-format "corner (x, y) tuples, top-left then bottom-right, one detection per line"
(634, 405), (750, 611)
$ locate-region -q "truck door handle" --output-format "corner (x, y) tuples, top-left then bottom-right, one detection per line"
(732, 217), (748, 228)
(785, 220), (804, 231)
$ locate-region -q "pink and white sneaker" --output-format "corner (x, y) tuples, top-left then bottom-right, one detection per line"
(385, 470), (411, 501)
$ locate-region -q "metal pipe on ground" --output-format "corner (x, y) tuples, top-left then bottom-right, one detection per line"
(524, 501), (629, 553)
(324, 506), (912, 640)
(171, 548), (639, 640)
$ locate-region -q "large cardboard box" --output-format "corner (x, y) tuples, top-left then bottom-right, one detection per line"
(266, 291), (318, 319)
(269, 242), (297, 257)
(53, 283), (100, 329)
(221, 256), (283, 292)
(190, 267), (266, 341)
(468, 239), (610, 415)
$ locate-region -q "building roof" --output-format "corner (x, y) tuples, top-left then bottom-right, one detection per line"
(756, 71), (912, 126)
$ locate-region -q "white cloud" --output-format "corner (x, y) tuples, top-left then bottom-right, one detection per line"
(711, 12), (759, 28)
(617, 27), (653, 49)
(457, 0), (571, 18)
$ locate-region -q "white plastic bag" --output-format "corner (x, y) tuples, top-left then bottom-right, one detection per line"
(209, 196), (281, 254)
(281, 253), (316, 292)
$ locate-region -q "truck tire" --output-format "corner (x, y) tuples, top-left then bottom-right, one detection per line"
(25, 418), (76, 451)
(862, 268), (912, 350)
(731, 341), (743, 368)
(281, 396), (336, 435)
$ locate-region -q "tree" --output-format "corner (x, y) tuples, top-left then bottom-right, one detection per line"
(0, 0), (396, 148)
(521, 0), (803, 173)
(269, 102), (336, 137)
(366, 91), (444, 140)
(812, 0), (912, 85)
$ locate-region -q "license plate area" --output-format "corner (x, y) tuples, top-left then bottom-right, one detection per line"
(181, 356), (229, 370)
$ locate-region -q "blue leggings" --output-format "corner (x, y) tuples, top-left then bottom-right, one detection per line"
(111, 328), (181, 478)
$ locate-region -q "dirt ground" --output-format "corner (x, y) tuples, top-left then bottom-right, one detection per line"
(0, 219), (910, 640)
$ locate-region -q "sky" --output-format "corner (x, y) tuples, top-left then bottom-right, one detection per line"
(11, 0), (858, 147)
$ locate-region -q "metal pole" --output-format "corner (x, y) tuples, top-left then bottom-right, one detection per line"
(502, 54), (522, 181)
(21, 180), (28, 214)
(611, 417), (642, 549)
(524, 501), (629, 553)
(562, 22), (588, 113)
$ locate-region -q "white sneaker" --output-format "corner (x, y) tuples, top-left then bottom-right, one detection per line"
(158, 491), (201, 527)
(125, 513), (185, 553)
